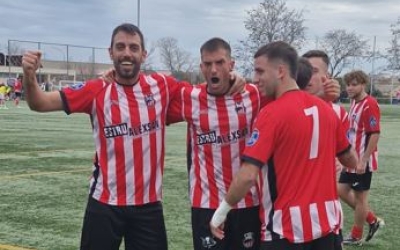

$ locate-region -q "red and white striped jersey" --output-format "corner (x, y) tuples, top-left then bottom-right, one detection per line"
(14, 80), (22, 93)
(347, 96), (380, 172)
(242, 91), (350, 243)
(167, 83), (261, 209)
(331, 102), (350, 177)
(331, 102), (349, 131)
(61, 73), (180, 206)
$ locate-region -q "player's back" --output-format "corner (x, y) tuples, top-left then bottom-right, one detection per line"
(264, 90), (342, 208)
(255, 90), (349, 242)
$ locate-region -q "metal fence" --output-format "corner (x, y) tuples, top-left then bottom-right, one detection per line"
(1, 40), (111, 86)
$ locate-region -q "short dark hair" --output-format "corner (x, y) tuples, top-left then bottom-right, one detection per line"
(343, 70), (369, 85)
(254, 41), (298, 79)
(200, 37), (231, 58)
(296, 57), (312, 90)
(110, 23), (145, 50)
(302, 50), (330, 67)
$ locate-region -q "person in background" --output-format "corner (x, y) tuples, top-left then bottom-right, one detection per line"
(339, 70), (384, 246)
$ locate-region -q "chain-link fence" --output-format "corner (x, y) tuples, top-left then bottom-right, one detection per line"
(0, 40), (111, 90)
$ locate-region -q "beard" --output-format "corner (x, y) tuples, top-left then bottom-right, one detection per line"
(114, 60), (141, 80)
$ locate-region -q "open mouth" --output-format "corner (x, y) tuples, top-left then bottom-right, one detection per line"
(211, 77), (220, 84)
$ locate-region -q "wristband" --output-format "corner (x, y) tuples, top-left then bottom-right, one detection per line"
(210, 199), (232, 227)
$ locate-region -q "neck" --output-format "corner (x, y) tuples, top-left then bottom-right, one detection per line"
(275, 78), (299, 99)
(115, 73), (140, 86)
(354, 91), (367, 102)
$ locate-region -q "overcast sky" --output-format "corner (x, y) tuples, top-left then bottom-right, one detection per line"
(1, 0), (399, 70)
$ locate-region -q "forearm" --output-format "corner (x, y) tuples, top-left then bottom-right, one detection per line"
(225, 167), (257, 206)
(338, 146), (358, 170)
(362, 133), (379, 161)
(211, 163), (258, 228)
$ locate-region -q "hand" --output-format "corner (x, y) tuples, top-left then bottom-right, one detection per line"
(100, 68), (116, 83)
(322, 77), (340, 101)
(227, 71), (246, 95)
(22, 51), (42, 77)
(210, 221), (225, 240)
(355, 158), (367, 175)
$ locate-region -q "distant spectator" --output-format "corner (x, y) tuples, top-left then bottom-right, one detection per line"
(0, 82), (8, 109)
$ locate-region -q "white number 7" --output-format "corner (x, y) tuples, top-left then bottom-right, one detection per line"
(304, 106), (319, 159)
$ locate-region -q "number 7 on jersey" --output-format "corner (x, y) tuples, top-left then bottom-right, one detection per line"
(304, 106), (319, 159)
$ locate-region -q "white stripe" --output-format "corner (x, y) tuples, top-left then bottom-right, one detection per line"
(91, 99), (104, 199)
(273, 209), (283, 237)
(117, 85), (135, 205)
(289, 206), (304, 243)
(310, 203), (322, 239)
(325, 200), (338, 230)
(104, 85), (117, 204)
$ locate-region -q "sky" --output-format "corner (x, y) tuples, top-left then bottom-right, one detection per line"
(1, 0), (399, 72)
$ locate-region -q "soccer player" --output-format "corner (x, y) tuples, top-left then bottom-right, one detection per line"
(22, 23), (183, 250)
(302, 50), (350, 176)
(210, 41), (358, 250)
(22, 23), (245, 250)
(339, 70), (384, 246)
(300, 50), (349, 250)
(167, 37), (263, 250)
(14, 76), (23, 107)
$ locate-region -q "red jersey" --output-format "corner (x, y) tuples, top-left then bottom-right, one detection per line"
(331, 103), (349, 132)
(242, 91), (350, 243)
(61, 73), (180, 206)
(167, 83), (261, 209)
(347, 96), (380, 172)
(14, 80), (22, 93)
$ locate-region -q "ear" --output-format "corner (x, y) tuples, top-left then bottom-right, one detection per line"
(230, 60), (235, 71)
(141, 50), (148, 63)
(108, 47), (113, 61)
(277, 64), (285, 79)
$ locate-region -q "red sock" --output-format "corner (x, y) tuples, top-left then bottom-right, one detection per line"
(351, 225), (363, 240)
(366, 211), (377, 224)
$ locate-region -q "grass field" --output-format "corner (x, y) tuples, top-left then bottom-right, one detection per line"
(0, 102), (399, 250)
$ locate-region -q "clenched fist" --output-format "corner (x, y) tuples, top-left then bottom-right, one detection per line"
(22, 51), (42, 76)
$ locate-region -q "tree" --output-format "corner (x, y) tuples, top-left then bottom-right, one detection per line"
(142, 41), (157, 71)
(387, 17), (400, 71)
(157, 37), (196, 80)
(320, 29), (369, 78)
(234, 0), (307, 77)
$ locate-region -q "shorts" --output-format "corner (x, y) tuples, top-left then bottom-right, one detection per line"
(260, 232), (336, 250)
(338, 171), (372, 191)
(80, 196), (168, 250)
(191, 206), (260, 250)
(14, 92), (22, 98)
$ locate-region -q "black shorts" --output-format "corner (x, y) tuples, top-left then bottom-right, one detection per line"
(80, 196), (168, 250)
(338, 171), (372, 191)
(260, 232), (337, 250)
(14, 92), (22, 98)
(191, 206), (260, 250)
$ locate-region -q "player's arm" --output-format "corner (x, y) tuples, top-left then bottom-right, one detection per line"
(356, 132), (379, 174)
(22, 51), (63, 112)
(210, 161), (259, 239)
(337, 146), (358, 170)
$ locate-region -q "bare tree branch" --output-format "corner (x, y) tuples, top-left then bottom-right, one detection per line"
(320, 29), (369, 77)
(234, 0), (306, 77)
